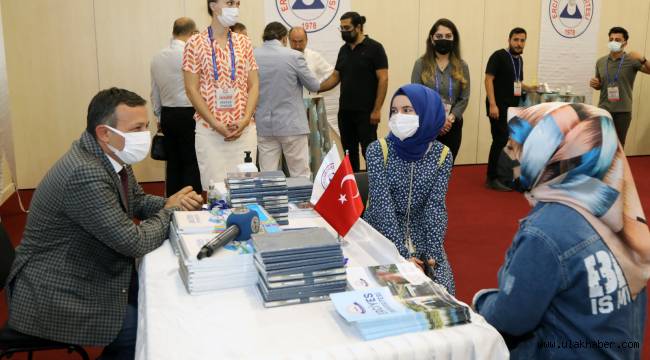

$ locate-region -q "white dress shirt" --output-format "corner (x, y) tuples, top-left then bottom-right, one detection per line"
(106, 153), (123, 174)
(303, 48), (333, 83)
(150, 39), (192, 119)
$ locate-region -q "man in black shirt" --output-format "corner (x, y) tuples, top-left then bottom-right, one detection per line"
(484, 27), (535, 191)
(320, 11), (389, 172)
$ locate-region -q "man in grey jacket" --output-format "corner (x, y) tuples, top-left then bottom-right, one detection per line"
(5, 88), (202, 359)
(254, 22), (320, 178)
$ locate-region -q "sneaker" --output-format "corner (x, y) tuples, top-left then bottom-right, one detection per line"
(485, 178), (512, 192)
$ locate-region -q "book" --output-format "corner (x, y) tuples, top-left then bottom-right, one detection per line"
(255, 255), (345, 272)
(251, 227), (340, 258)
(173, 211), (226, 234)
(330, 263), (471, 340)
(262, 273), (347, 289)
(256, 284), (331, 308)
(258, 279), (347, 302)
(260, 266), (346, 282)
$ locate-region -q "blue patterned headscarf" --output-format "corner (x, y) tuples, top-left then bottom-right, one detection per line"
(507, 102), (650, 298)
(387, 84), (446, 162)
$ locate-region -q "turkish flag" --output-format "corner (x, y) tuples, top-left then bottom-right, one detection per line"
(314, 155), (364, 236)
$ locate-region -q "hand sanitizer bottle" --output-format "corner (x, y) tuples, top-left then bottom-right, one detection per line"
(237, 151), (258, 173)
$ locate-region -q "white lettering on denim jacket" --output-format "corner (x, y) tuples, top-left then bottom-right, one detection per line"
(584, 250), (631, 315)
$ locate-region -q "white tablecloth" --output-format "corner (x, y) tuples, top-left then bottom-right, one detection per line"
(135, 215), (509, 360)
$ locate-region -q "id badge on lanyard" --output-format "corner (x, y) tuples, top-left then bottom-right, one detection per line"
(216, 87), (237, 110)
(442, 100), (452, 117)
(514, 81), (522, 97)
(208, 26), (237, 110)
(605, 54), (625, 102)
(607, 85), (620, 102)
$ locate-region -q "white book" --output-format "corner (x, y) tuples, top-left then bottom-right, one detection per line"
(173, 211), (226, 234)
(178, 233), (254, 267)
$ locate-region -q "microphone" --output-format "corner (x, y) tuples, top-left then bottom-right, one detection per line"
(197, 207), (260, 260)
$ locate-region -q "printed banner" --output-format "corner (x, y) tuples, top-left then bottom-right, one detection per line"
(0, 5), (15, 193)
(538, 0), (600, 103)
(264, 0), (351, 135)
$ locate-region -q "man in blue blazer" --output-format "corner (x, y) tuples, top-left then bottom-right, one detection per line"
(254, 22), (320, 178)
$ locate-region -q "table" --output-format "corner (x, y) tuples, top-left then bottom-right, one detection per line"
(135, 214), (509, 360)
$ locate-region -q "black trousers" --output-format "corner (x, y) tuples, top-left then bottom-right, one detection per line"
(487, 107), (509, 180)
(437, 118), (463, 165)
(611, 112), (632, 146)
(160, 107), (202, 195)
(338, 110), (378, 172)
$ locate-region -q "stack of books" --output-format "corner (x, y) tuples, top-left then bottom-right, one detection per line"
(251, 228), (347, 308)
(286, 177), (313, 204)
(171, 204), (282, 295)
(331, 263), (471, 340)
(227, 171), (289, 225)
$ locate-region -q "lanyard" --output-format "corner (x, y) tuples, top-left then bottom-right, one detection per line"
(605, 54), (626, 84)
(435, 70), (453, 102)
(508, 51), (522, 82)
(207, 26), (236, 82)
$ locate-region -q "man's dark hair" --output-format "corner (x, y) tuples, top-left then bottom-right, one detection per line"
(509, 27), (527, 39)
(608, 26), (629, 41)
(230, 22), (247, 33)
(173, 18), (197, 37)
(262, 22), (288, 42)
(207, 0), (216, 16)
(340, 11), (366, 32)
(86, 88), (146, 138)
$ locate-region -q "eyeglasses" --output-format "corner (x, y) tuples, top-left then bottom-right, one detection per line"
(339, 26), (354, 32)
(433, 33), (454, 40)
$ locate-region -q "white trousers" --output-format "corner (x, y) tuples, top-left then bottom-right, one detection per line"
(257, 135), (310, 178)
(195, 122), (257, 190)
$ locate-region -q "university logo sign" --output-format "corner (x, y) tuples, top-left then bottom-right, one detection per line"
(275, 0), (340, 33)
(549, 0), (594, 38)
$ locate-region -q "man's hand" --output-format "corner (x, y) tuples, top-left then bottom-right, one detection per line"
(489, 103), (499, 120)
(590, 77), (602, 90)
(165, 186), (203, 210)
(369, 110), (381, 125)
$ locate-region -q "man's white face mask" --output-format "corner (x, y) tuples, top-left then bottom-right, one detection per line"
(105, 126), (151, 165)
(389, 113), (420, 141)
(218, 7), (239, 27)
(608, 40), (623, 53)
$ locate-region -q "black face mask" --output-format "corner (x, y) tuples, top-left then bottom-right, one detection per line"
(434, 39), (453, 55)
(341, 30), (358, 44)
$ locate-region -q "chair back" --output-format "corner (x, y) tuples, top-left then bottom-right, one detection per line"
(0, 222), (15, 289)
(353, 172), (369, 209)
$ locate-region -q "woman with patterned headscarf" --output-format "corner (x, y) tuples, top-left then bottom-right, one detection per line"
(364, 84), (455, 295)
(473, 103), (648, 359)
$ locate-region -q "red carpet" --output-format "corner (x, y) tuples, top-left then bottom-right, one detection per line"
(1, 160), (648, 359)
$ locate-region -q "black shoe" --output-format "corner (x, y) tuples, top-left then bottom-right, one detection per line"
(485, 178), (512, 192)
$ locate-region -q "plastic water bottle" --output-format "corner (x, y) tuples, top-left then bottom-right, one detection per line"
(207, 179), (220, 210)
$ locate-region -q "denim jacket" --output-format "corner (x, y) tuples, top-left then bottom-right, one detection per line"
(475, 202), (646, 360)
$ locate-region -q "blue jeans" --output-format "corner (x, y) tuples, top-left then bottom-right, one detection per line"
(97, 303), (137, 360)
